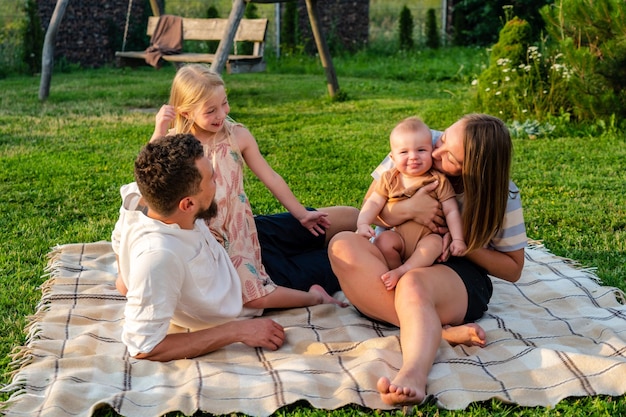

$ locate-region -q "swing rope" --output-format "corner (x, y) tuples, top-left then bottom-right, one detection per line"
(121, 0), (134, 52)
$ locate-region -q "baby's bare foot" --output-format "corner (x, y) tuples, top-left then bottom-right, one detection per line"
(380, 269), (402, 290)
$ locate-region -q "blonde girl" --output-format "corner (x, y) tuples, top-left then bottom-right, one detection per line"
(152, 64), (358, 310)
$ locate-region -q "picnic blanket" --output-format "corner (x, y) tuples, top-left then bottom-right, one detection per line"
(2, 241), (626, 416)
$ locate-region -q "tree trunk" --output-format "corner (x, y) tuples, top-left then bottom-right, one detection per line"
(212, 0), (246, 74)
(304, 0), (340, 98)
(39, 0), (71, 101)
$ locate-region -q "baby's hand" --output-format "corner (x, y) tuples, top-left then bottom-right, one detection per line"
(450, 239), (467, 257)
(355, 224), (375, 239)
(152, 105), (176, 141)
(299, 210), (330, 236)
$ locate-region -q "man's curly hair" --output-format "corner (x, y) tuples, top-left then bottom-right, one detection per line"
(134, 133), (204, 216)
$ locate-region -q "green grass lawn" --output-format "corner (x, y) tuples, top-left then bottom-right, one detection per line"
(0, 49), (624, 416)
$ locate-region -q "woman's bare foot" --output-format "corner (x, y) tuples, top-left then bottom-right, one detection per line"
(442, 323), (486, 347)
(309, 284), (348, 307)
(376, 376), (425, 406)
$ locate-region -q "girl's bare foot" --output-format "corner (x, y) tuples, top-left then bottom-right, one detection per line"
(442, 323), (486, 347)
(309, 284), (348, 307)
(376, 376), (425, 406)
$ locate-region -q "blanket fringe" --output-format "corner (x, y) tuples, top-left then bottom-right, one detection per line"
(4, 346), (34, 381)
(0, 376), (29, 411)
(527, 239), (625, 304)
(2, 246), (63, 396)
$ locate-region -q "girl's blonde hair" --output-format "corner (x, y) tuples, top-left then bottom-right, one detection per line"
(168, 64), (229, 135)
(460, 113), (512, 252)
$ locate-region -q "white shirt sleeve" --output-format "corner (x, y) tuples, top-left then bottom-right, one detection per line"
(121, 248), (184, 357)
(111, 182), (143, 255)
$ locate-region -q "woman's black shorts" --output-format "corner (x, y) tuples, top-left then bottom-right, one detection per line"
(441, 256), (493, 323)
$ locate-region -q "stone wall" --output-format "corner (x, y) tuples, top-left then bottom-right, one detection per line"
(36, 0), (368, 68)
(37, 0), (149, 68)
(296, 0), (369, 53)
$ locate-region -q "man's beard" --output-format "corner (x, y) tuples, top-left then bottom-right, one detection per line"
(195, 200), (218, 221)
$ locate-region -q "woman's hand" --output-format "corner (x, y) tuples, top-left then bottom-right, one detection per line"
(378, 180), (445, 232)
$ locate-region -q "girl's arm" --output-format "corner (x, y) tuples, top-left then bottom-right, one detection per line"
(235, 126), (330, 234)
(151, 105), (176, 141)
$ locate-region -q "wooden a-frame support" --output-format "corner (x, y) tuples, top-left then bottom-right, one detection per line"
(39, 0), (339, 100)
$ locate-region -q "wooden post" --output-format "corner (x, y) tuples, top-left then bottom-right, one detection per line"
(148, 0), (162, 16)
(304, 0), (340, 98)
(39, 0), (71, 101)
(212, 0), (247, 74)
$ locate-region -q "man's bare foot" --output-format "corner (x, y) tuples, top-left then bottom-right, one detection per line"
(309, 284), (348, 307)
(442, 323), (486, 347)
(376, 376), (425, 406)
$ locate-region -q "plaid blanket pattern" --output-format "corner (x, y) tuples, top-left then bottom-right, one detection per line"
(2, 241), (625, 416)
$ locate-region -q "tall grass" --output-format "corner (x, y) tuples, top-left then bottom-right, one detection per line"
(0, 47), (624, 416)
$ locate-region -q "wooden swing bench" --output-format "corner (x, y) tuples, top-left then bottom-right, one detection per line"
(115, 16), (268, 74)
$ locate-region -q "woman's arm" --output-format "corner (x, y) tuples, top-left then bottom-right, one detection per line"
(464, 247), (525, 283)
(373, 179), (445, 232)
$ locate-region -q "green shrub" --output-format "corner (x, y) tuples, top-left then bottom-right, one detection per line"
(425, 8), (439, 49)
(280, 1), (300, 55)
(398, 5), (414, 50)
(203, 6), (220, 52)
(0, 20), (25, 77)
(236, 3), (259, 56)
(206, 5), (219, 17)
(452, 0), (553, 47)
(473, 17), (573, 126)
(21, 0), (43, 75)
(541, 0), (626, 122)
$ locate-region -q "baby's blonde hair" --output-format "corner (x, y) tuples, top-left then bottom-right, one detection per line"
(389, 116), (432, 150)
(391, 116), (430, 138)
(169, 64), (227, 134)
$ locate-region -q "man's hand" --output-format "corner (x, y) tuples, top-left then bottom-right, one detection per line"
(238, 318), (285, 351)
(133, 317), (285, 361)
